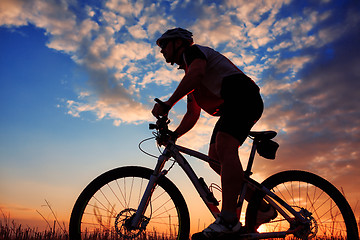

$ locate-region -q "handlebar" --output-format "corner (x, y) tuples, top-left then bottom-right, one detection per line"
(149, 116), (169, 130)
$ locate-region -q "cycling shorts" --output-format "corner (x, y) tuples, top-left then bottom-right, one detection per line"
(210, 74), (263, 145)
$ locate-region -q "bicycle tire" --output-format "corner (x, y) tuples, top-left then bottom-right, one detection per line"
(245, 170), (359, 239)
(69, 166), (190, 240)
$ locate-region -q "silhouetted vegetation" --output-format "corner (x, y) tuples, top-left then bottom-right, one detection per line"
(1, 209), (358, 239)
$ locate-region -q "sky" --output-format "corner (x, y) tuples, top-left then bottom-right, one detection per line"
(1, 0), (360, 233)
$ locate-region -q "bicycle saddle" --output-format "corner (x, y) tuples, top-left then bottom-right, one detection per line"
(249, 131), (277, 140)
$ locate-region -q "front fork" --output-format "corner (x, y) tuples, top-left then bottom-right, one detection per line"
(130, 148), (171, 229)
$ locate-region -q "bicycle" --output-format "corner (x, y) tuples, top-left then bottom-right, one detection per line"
(69, 100), (359, 240)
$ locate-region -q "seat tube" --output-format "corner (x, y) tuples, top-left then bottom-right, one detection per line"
(245, 141), (257, 177)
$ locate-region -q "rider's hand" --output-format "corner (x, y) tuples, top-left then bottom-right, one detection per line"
(152, 101), (171, 118)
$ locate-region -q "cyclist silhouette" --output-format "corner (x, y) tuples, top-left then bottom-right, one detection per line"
(152, 28), (276, 239)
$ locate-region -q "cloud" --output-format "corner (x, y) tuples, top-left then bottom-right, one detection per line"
(254, 4), (360, 197)
(127, 24), (148, 39)
(67, 97), (152, 125)
(140, 66), (183, 88)
(227, 0), (291, 24)
(261, 79), (301, 96)
(1, 0), (89, 53)
(0, 0), (27, 26)
(105, 0), (144, 17)
(176, 113), (218, 151)
(266, 41), (292, 52)
(1, 0), (303, 126)
(0, 204), (33, 212)
(101, 10), (126, 32)
(276, 56), (312, 75)
(190, 6), (247, 48)
(1, 0), (359, 185)
(0, 0), (165, 123)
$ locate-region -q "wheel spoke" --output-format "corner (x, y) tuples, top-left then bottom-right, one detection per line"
(246, 171), (358, 239)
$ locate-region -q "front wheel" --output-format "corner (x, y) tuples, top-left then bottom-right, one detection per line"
(245, 170), (359, 239)
(69, 166), (190, 240)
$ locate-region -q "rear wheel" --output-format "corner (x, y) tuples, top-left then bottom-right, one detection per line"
(69, 166), (190, 240)
(245, 170), (359, 239)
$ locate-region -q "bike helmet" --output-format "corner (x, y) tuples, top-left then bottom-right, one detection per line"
(156, 28), (193, 47)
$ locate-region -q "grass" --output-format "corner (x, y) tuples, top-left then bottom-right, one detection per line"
(1, 204), (68, 240)
(1, 207), (359, 239)
(0, 218), (68, 240)
(0, 203), (178, 240)
(0, 219), (177, 240)
(1, 218), (357, 240)
(0, 210), (177, 240)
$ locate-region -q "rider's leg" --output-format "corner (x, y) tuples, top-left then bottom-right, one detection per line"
(214, 131), (243, 220)
(209, 137), (269, 212)
(208, 143), (221, 174)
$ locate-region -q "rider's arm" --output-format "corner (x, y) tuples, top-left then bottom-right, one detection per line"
(174, 94), (201, 138)
(151, 58), (206, 118)
(165, 58), (207, 108)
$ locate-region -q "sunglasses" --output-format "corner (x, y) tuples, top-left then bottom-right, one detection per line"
(159, 40), (170, 49)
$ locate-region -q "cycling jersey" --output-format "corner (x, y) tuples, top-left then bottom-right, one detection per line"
(183, 44), (263, 144)
(183, 44), (244, 98)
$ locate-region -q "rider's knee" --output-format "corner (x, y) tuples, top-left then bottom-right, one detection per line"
(208, 143), (217, 159)
(215, 132), (240, 158)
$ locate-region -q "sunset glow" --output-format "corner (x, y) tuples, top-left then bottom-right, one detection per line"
(1, 0), (359, 236)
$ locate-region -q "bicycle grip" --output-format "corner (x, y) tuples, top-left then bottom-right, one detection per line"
(154, 98), (166, 106)
(154, 98), (171, 113)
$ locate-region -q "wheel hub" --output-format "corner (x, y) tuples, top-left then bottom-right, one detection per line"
(291, 207), (318, 239)
(115, 208), (150, 239)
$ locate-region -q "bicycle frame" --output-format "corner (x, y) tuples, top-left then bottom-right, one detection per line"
(131, 141), (220, 228)
(131, 139), (309, 239)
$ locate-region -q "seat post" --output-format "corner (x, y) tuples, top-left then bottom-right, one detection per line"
(245, 139), (258, 178)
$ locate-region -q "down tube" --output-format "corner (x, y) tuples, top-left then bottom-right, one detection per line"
(171, 146), (221, 218)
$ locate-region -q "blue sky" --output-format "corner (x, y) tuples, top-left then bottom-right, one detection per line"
(1, 0), (360, 230)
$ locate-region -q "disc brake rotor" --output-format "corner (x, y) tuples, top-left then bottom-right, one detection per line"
(115, 208), (150, 239)
(292, 207), (318, 239)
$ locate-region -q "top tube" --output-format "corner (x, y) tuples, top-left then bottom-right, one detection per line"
(175, 144), (220, 166)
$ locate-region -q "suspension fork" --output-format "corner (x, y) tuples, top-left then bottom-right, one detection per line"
(130, 148), (171, 228)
